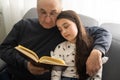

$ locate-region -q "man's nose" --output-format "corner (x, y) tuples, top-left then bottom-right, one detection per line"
(44, 15), (51, 23)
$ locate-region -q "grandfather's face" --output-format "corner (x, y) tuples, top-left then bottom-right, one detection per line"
(37, 0), (62, 29)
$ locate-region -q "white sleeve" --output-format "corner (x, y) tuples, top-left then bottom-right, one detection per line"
(51, 66), (62, 80)
(51, 43), (65, 80)
(51, 43), (64, 60)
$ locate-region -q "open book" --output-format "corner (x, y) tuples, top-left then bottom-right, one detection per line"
(15, 45), (66, 67)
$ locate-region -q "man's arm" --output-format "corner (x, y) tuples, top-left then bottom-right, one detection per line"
(85, 26), (112, 76)
(0, 20), (27, 70)
(86, 26), (112, 55)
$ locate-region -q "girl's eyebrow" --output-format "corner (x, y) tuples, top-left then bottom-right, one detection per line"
(57, 22), (68, 28)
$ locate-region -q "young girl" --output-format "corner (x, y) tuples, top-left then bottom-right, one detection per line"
(51, 10), (108, 80)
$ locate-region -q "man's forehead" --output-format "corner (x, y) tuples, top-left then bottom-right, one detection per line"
(37, 0), (62, 8)
(38, 0), (61, 3)
(38, 0), (61, 5)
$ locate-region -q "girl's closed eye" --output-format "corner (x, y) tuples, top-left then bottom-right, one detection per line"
(63, 24), (69, 29)
(57, 24), (69, 32)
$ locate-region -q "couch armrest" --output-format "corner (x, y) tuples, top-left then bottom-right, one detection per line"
(100, 23), (120, 80)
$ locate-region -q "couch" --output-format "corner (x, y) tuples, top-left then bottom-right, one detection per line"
(0, 8), (120, 80)
(101, 23), (120, 80)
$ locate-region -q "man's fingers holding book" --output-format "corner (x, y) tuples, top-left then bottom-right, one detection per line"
(27, 61), (49, 75)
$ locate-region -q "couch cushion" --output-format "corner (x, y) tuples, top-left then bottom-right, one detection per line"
(101, 23), (120, 38)
(79, 14), (99, 27)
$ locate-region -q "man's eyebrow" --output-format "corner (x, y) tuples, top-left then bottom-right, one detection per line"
(39, 9), (57, 13)
(51, 10), (57, 12)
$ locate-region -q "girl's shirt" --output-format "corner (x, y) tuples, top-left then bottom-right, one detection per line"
(51, 41), (79, 80)
(51, 41), (108, 80)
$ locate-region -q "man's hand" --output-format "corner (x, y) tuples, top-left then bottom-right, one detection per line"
(86, 49), (102, 76)
(27, 61), (49, 75)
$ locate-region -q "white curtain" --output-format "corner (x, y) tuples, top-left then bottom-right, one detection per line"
(1, 0), (37, 34)
(1, 0), (120, 34)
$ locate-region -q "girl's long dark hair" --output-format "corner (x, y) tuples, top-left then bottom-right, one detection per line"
(75, 14), (93, 80)
(57, 10), (93, 80)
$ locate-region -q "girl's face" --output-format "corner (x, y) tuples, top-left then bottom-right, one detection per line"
(56, 18), (78, 43)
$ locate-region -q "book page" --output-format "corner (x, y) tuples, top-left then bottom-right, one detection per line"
(38, 56), (67, 66)
(15, 45), (39, 63)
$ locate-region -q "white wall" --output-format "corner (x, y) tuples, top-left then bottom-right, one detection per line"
(62, 0), (120, 25)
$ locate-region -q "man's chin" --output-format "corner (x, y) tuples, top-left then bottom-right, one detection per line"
(43, 24), (55, 29)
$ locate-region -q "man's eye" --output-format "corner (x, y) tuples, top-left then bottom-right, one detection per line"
(40, 11), (46, 15)
(51, 12), (57, 16)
